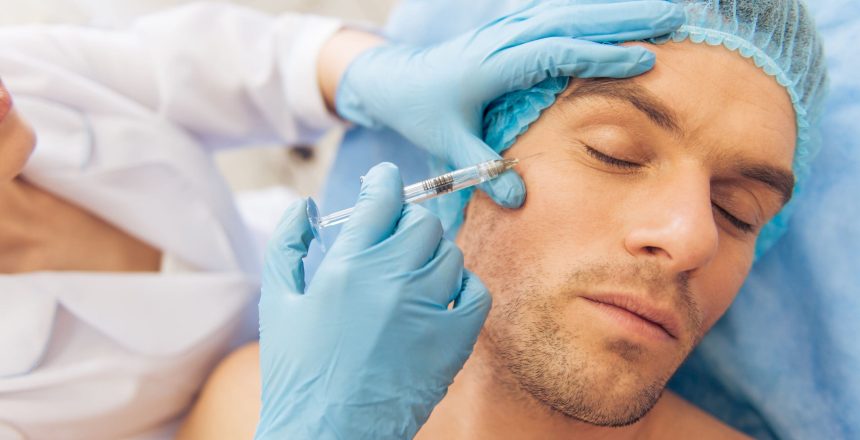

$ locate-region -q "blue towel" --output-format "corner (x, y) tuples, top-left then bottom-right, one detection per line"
(317, 1), (860, 437)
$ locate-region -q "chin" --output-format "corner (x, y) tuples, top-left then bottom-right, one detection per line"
(0, 113), (37, 181)
(532, 354), (669, 428)
(0, 144), (34, 181)
(553, 350), (671, 427)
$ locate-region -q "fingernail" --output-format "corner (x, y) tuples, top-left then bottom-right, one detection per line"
(628, 49), (656, 74)
(637, 49), (656, 67)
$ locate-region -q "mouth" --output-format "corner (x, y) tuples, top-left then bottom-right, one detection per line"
(581, 293), (680, 341)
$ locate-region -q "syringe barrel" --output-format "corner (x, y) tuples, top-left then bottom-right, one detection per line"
(403, 160), (506, 204)
(316, 160), (509, 230)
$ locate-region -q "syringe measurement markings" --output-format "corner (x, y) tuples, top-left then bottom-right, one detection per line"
(423, 173), (455, 194)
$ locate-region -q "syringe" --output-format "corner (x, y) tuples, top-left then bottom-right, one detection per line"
(307, 158), (519, 243)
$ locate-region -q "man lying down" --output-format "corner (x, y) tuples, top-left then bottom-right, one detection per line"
(178, 0), (827, 438)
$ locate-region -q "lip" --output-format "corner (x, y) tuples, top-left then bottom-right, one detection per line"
(581, 293), (681, 341)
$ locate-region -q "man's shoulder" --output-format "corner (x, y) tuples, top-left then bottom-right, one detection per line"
(645, 391), (752, 439)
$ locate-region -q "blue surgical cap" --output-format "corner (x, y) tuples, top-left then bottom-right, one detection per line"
(432, 0), (829, 259)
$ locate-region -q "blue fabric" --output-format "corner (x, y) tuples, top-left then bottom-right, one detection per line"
(318, 1), (860, 438)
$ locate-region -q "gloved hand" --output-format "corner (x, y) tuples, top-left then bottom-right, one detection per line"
(255, 163), (492, 440)
(336, 0), (685, 208)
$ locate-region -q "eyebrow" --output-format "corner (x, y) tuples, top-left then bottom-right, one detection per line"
(735, 161), (795, 206)
(559, 79), (796, 205)
(560, 78), (682, 134)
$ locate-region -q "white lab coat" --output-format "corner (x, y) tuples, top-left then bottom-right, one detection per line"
(0, 3), (342, 439)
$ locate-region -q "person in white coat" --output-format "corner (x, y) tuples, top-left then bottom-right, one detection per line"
(0, 1), (686, 438)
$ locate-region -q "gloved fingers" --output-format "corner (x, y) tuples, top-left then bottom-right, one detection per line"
(487, 37), (657, 92)
(384, 204), (445, 270)
(450, 270), (492, 331)
(418, 238), (466, 307)
(496, 1), (684, 47)
(330, 162), (404, 255)
(439, 270), (491, 385)
(451, 133), (526, 209)
(262, 199), (315, 297)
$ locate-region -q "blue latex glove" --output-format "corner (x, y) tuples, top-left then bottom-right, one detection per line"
(255, 163), (492, 440)
(336, 0), (685, 208)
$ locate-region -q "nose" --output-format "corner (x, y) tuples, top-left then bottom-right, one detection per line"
(623, 172), (719, 275)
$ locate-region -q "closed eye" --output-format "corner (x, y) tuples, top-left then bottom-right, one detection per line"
(584, 145), (641, 170)
(713, 203), (755, 234)
(584, 144), (757, 235)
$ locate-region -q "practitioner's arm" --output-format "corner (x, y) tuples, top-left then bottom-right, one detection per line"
(0, 3), (349, 150)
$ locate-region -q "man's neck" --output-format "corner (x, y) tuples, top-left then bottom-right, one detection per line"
(415, 335), (668, 440)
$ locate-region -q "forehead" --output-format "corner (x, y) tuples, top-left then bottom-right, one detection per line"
(595, 41), (798, 170)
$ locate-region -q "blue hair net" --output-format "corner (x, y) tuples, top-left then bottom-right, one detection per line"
(431, 0), (828, 259)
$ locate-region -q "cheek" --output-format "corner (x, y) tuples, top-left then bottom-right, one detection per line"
(506, 137), (754, 336)
(504, 142), (631, 265)
(694, 250), (753, 332)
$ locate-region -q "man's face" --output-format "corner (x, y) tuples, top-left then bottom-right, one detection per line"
(456, 41), (796, 426)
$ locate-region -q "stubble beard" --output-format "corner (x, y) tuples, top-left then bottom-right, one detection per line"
(457, 194), (703, 428)
(481, 270), (674, 427)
